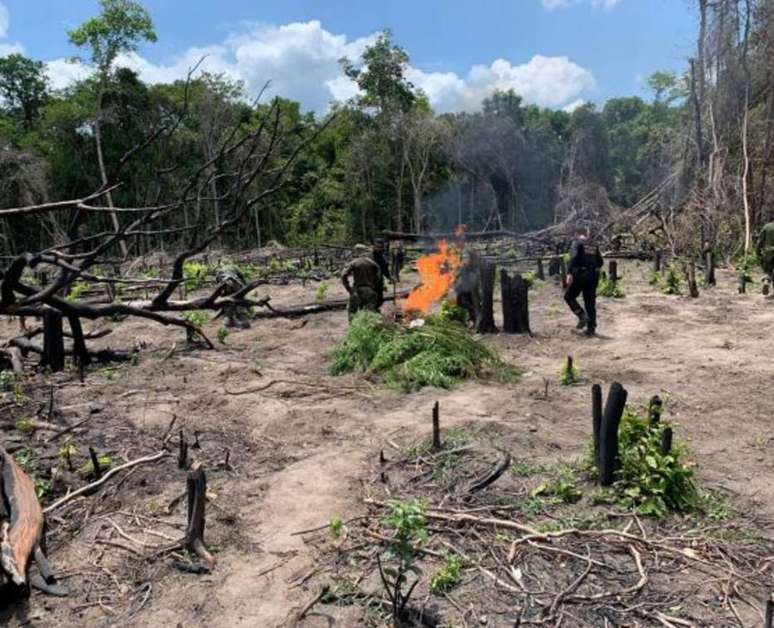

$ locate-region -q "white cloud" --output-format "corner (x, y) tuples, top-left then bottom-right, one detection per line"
(42, 20), (595, 114)
(542, 0), (622, 9)
(562, 98), (586, 113)
(0, 2), (9, 39)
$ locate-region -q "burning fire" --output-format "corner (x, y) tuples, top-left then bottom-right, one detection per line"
(403, 240), (462, 315)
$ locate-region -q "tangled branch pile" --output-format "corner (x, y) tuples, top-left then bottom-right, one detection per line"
(329, 312), (518, 390)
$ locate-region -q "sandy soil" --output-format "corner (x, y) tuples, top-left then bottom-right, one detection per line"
(1, 259), (773, 627)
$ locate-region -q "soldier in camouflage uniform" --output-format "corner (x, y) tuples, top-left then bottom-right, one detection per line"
(341, 244), (383, 321)
(216, 266), (252, 329)
(756, 222), (774, 286)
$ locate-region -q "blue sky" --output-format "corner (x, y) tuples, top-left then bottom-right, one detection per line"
(0, 0), (697, 113)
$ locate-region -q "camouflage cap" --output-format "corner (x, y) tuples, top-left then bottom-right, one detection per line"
(353, 244), (369, 257)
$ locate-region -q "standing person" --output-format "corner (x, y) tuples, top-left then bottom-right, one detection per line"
(371, 239), (391, 306)
(564, 232), (603, 336)
(342, 244), (383, 321)
(756, 221), (774, 286)
(390, 241), (405, 283)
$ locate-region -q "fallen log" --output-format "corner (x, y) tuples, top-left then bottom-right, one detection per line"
(383, 229), (551, 245)
(0, 447), (44, 592)
(253, 290), (411, 319)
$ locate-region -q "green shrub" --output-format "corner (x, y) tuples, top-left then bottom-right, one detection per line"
(597, 276), (624, 298)
(430, 555), (463, 594)
(183, 260), (209, 291)
(67, 281), (90, 301)
(648, 270), (661, 285)
(661, 266), (681, 295)
(330, 312), (517, 391)
(614, 407), (698, 517)
(439, 300), (468, 324)
(559, 356), (579, 386)
(183, 310), (209, 343)
(315, 282), (329, 301)
(217, 326), (229, 344)
(0, 370), (15, 392)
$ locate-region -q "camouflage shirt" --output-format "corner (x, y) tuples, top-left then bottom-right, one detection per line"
(341, 256), (382, 290)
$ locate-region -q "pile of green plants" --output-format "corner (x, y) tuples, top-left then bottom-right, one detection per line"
(330, 311), (517, 391)
(610, 407), (699, 517)
(596, 275), (624, 298)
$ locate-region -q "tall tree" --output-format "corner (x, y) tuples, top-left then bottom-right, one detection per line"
(0, 53), (49, 130)
(68, 0), (157, 256)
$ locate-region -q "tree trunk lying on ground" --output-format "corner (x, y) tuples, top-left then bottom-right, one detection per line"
(253, 290), (410, 319)
(0, 447), (43, 595)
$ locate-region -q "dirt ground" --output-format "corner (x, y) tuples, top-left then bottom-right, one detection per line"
(1, 259), (773, 627)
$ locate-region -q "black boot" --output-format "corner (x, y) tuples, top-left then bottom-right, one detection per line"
(576, 311), (589, 329)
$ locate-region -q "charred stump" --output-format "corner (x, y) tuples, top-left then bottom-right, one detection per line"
(599, 382), (628, 486)
(653, 250), (662, 273)
(500, 271), (530, 334)
(548, 256), (561, 277)
(67, 315), (91, 372)
(648, 395), (663, 426)
(591, 384), (602, 470)
(536, 258), (545, 281)
(660, 427), (673, 455)
(705, 250), (716, 286)
(41, 308), (65, 373)
(477, 260), (497, 334)
(432, 402), (441, 451)
(687, 262), (699, 298)
(608, 260), (618, 284)
(185, 466), (215, 567)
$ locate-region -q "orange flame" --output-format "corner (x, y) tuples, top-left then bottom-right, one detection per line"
(403, 240), (462, 315)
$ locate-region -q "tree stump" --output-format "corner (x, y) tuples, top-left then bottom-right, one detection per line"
(477, 260), (497, 334)
(705, 250), (716, 286)
(599, 382), (628, 487)
(687, 261), (699, 298)
(185, 465), (215, 567)
(653, 251), (662, 273)
(432, 402), (441, 451)
(591, 384), (602, 470)
(536, 258), (545, 281)
(68, 315), (91, 372)
(608, 260), (618, 284)
(41, 308), (65, 373)
(648, 395), (663, 426)
(548, 256), (561, 277)
(500, 271), (530, 334)
(660, 427), (673, 455)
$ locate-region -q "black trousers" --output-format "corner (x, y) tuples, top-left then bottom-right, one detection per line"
(564, 269), (600, 330)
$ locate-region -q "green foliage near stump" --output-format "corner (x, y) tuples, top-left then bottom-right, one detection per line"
(597, 275), (624, 298)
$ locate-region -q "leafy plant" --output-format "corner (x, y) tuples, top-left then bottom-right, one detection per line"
(183, 310), (209, 343)
(559, 356), (579, 386)
(523, 271), (543, 288)
(532, 473), (582, 504)
(217, 326), (229, 344)
(648, 270), (661, 286)
(597, 275), (624, 298)
(379, 500), (429, 625)
(736, 253), (758, 289)
(0, 370), (16, 392)
(430, 554), (463, 595)
(15, 418), (36, 433)
(315, 282), (329, 301)
(439, 300), (468, 325)
(66, 280), (90, 301)
(661, 266), (681, 295)
(183, 260), (209, 291)
(614, 407), (698, 517)
(78, 454), (112, 477)
(330, 311), (517, 391)
(329, 516), (344, 539)
(58, 437), (78, 472)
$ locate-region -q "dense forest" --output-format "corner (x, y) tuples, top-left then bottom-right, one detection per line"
(0, 0), (772, 257)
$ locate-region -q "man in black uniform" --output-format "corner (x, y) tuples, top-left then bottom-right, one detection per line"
(564, 232), (603, 336)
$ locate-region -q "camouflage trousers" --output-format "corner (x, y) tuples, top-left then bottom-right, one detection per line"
(762, 249), (774, 282)
(348, 286), (380, 321)
(223, 304), (252, 329)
